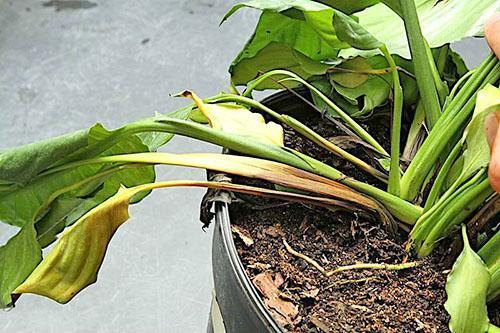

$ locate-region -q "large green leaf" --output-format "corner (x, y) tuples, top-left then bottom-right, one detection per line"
(0, 124), (155, 229)
(0, 224), (42, 308)
(228, 0), (498, 61)
(445, 226), (491, 333)
(229, 11), (338, 87)
(341, 0), (500, 58)
(0, 130), (89, 185)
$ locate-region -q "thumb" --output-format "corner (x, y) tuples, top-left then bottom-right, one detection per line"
(485, 13), (500, 58)
(488, 111), (500, 192)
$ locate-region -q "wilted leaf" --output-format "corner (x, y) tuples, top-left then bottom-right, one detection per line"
(13, 176), (380, 304)
(0, 224), (41, 308)
(0, 126), (154, 229)
(14, 185), (140, 303)
(0, 130), (88, 185)
(445, 226), (490, 333)
(181, 90), (284, 146)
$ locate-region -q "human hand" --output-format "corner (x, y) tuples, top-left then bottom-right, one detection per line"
(485, 13), (500, 192)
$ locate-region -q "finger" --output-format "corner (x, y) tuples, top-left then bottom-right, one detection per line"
(485, 112), (499, 147)
(485, 13), (500, 58)
(488, 117), (500, 192)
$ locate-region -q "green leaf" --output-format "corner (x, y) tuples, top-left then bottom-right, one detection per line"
(332, 10), (382, 50)
(229, 11), (337, 87)
(445, 225), (490, 333)
(310, 78), (359, 116)
(341, 0), (500, 58)
(0, 224), (42, 308)
(0, 124), (155, 228)
(0, 130), (89, 185)
(330, 57), (392, 117)
(138, 105), (195, 151)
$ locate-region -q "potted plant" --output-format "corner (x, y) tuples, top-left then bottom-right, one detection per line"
(0, 1), (498, 332)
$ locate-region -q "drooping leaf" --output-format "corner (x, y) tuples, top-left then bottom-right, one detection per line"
(0, 124), (155, 229)
(13, 175), (387, 304)
(0, 130), (89, 185)
(0, 223), (41, 308)
(445, 225), (491, 333)
(14, 186), (138, 303)
(137, 104), (195, 151)
(181, 90), (284, 146)
(310, 78), (360, 117)
(329, 56), (392, 117)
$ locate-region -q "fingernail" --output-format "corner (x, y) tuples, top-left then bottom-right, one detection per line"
(485, 112), (499, 147)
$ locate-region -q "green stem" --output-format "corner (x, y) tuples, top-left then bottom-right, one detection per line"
(417, 177), (493, 257)
(40, 119), (422, 224)
(411, 169), (486, 246)
(399, 0), (442, 129)
(401, 56), (499, 201)
(402, 101), (426, 161)
(242, 69), (389, 156)
(423, 141), (462, 211)
(381, 45), (403, 196)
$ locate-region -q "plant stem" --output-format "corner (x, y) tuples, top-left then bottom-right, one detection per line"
(381, 45), (403, 196)
(42, 118), (423, 223)
(400, 56), (499, 201)
(402, 101), (426, 161)
(242, 69), (389, 156)
(417, 177), (493, 257)
(399, 0), (442, 129)
(423, 142), (462, 211)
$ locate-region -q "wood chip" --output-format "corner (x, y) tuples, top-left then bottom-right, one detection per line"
(231, 225), (254, 247)
(253, 271), (299, 327)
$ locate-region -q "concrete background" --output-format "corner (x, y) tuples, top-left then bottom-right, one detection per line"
(0, 0), (490, 332)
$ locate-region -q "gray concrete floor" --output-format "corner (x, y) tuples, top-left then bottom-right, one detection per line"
(0, 0), (491, 332)
(0, 1), (257, 332)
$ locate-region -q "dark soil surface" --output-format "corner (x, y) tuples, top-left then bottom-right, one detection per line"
(226, 101), (499, 332)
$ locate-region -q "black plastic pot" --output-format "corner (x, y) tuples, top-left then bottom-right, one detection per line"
(207, 90), (312, 333)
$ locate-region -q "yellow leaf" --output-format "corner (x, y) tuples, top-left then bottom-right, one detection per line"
(181, 90), (284, 146)
(14, 186), (134, 303)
